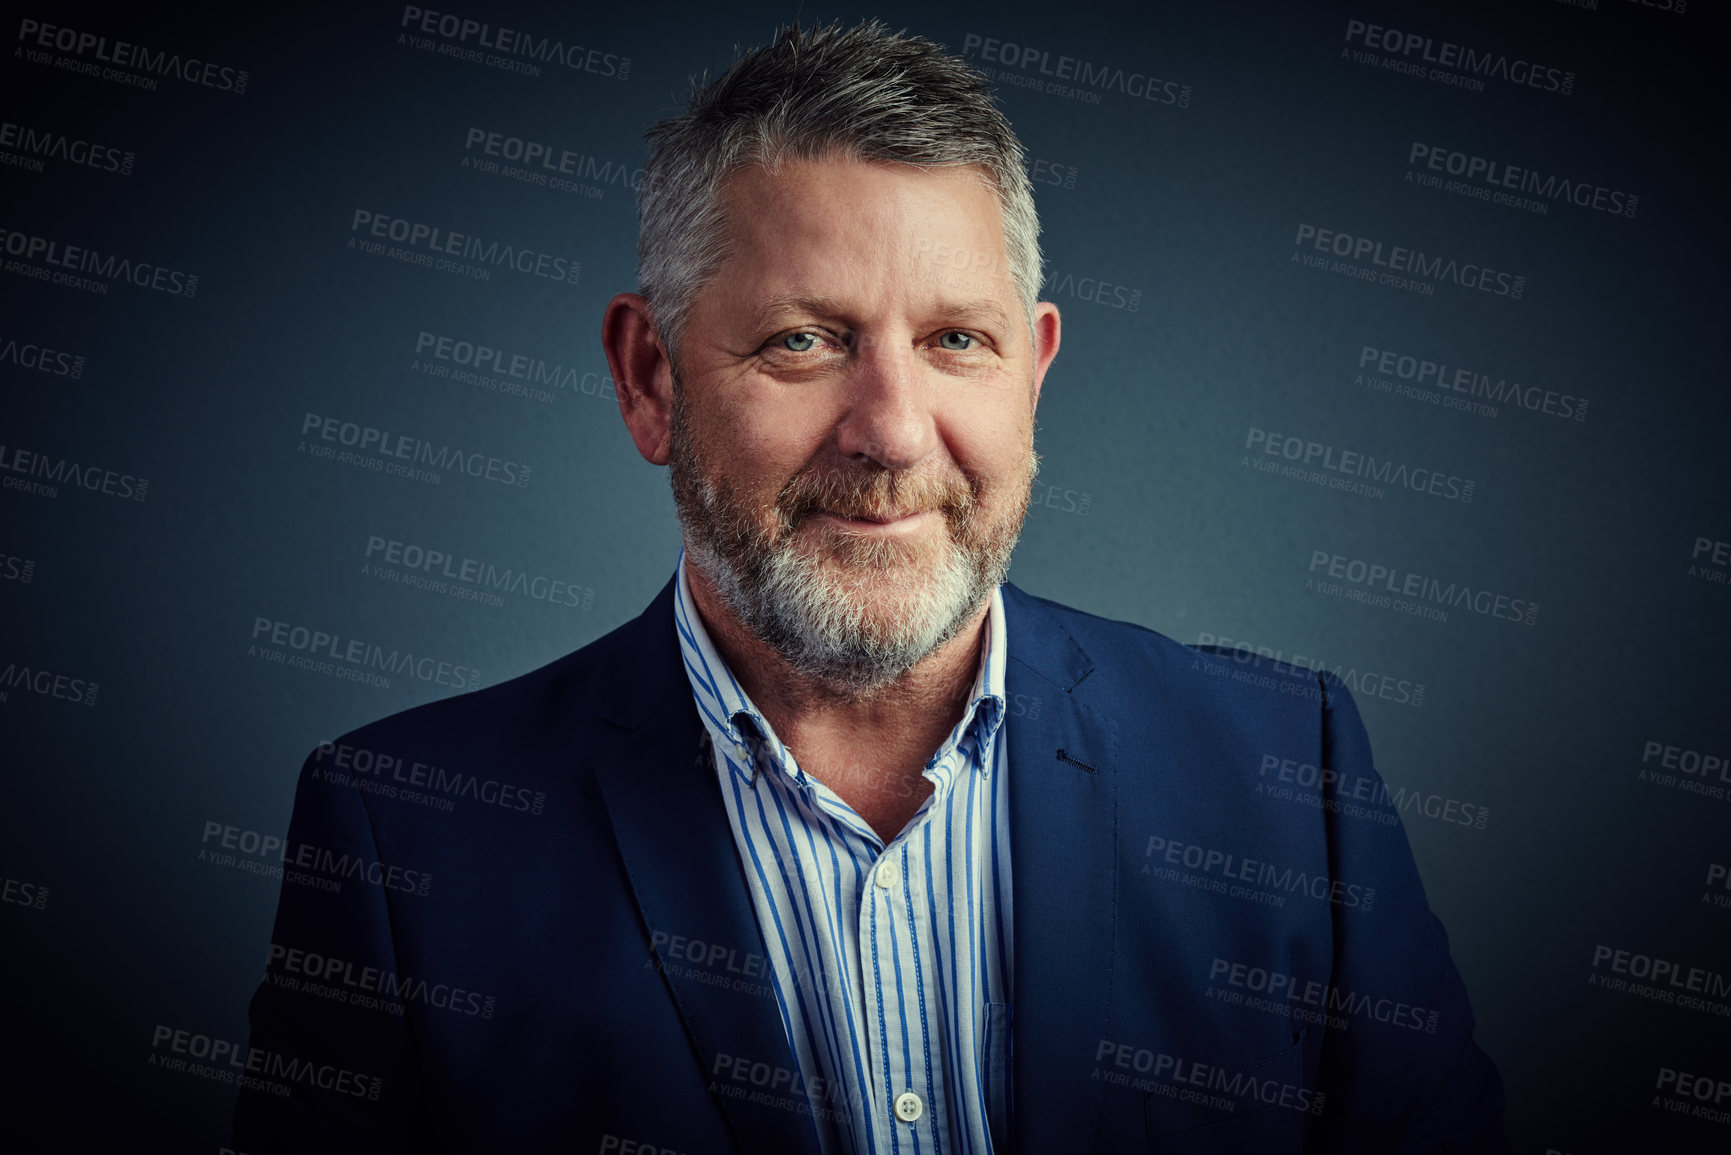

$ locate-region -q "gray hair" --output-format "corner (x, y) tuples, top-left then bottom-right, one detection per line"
(636, 19), (1043, 362)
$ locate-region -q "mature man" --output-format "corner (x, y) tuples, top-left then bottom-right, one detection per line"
(235, 20), (1507, 1154)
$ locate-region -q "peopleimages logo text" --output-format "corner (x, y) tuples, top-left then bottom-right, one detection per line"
(300, 413), (531, 488)
(267, 942), (497, 1019)
(150, 1025), (381, 1098)
(16, 18), (250, 92)
(462, 129), (640, 190)
(0, 334), (85, 378)
(1144, 835), (1375, 909)
(1308, 550), (1539, 626)
(364, 535), (593, 610)
(414, 331), (585, 390)
(250, 617), (483, 691)
(1358, 345), (1586, 421)
(399, 6), (629, 78)
(0, 228), (198, 296)
(1245, 428), (1474, 503)
(0, 661), (99, 706)
(1294, 224), (1523, 298)
(1343, 19), (1574, 95)
(961, 32), (1191, 106)
(0, 120), (134, 174)
(350, 211), (578, 285)
(1408, 143), (1636, 218)
(0, 443), (147, 501)
(1209, 957), (1440, 1032)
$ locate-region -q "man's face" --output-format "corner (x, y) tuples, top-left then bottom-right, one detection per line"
(667, 157), (1056, 696)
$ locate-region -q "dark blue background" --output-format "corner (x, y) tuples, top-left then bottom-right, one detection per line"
(2, 1), (1726, 1150)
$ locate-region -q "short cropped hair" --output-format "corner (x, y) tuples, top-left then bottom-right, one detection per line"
(636, 19), (1043, 360)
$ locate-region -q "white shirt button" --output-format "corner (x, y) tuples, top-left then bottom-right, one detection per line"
(875, 858), (900, 890)
(894, 1090), (924, 1122)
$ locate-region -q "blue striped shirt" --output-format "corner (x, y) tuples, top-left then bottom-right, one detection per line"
(673, 550), (1014, 1155)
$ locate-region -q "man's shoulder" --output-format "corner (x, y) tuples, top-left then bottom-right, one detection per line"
(1002, 582), (1323, 698)
(316, 582), (679, 766)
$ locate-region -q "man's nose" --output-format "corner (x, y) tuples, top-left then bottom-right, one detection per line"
(833, 341), (939, 472)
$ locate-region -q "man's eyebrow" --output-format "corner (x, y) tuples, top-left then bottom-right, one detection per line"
(931, 299), (1013, 330)
(746, 294), (1014, 331)
(748, 293), (851, 329)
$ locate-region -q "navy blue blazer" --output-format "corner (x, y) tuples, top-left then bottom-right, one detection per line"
(233, 575), (1507, 1153)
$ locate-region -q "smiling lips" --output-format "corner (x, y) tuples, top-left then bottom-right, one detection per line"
(819, 508), (933, 528)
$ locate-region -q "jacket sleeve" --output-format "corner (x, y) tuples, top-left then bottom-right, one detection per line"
(230, 747), (428, 1153)
(1307, 671), (1510, 1154)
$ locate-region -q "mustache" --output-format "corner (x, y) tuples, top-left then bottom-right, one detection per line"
(777, 466), (977, 527)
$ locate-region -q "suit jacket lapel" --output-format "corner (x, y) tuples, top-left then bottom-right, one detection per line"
(591, 575), (822, 1155)
(1002, 582), (1120, 1155)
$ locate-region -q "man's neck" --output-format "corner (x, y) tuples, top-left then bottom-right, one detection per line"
(683, 557), (989, 758)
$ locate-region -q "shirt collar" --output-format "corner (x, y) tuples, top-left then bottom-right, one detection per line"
(673, 547), (1008, 784)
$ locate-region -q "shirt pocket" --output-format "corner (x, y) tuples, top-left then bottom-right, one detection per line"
(1141, 1034), (1310, 1153)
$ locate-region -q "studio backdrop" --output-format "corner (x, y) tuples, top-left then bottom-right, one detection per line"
(2, 0), (1726, 1151)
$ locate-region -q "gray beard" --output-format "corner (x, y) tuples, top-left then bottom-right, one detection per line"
(669, 389), (1034, 699)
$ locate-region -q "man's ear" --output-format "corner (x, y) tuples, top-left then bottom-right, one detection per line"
(602, 292), (675, 466)
(1030, 301), (1062, 412)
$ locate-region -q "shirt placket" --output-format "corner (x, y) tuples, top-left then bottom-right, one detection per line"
(862, 832), (927, 1155)
(880, 747), (974, 1154)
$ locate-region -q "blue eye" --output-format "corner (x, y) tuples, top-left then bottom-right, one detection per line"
(781, 332), (818, 352)
(938, 331), (975, 351)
